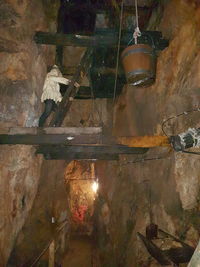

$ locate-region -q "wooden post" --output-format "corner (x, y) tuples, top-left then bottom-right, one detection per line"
(55, 45), (63, 67)
(55, 0), (64, 68)
(48, 240), (55, 267)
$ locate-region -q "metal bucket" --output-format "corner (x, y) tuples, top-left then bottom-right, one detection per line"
(121, 44), (155, 86)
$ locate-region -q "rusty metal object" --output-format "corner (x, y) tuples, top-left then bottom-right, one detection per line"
(137, 232), (173, 265)
(146, 223), (158, 240)
(138, 229), (195, 266)
(121, 44), (156, 86)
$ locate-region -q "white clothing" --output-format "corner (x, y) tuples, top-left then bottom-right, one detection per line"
(41, 66), (70, 103)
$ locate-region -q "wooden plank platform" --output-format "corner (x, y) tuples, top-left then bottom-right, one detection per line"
(0, 127), (102, 135)
(0, 127), (149, 159)
(0, 127), (102, 145)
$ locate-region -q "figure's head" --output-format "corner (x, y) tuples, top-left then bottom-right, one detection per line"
(49, 65), (61, 76)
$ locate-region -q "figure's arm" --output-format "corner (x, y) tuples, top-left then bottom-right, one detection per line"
(49, 76), (80, 87)
(49, 76), (70, 85)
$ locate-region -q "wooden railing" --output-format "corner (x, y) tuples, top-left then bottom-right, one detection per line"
(29, 220), (68, 267)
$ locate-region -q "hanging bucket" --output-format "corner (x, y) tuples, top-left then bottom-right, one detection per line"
(121, 44), (156, 86)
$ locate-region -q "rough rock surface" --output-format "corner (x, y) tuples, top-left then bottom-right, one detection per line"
(96, 0), (200, 266)
(0, 0), (55, 265)
(8, 160), (70, 266)
(1, 0), (200, 266)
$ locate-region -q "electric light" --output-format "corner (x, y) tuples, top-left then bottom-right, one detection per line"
(92, 180), (99, 193)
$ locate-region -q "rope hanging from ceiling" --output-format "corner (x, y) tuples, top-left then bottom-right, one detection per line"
(121, 0), (156, 86)
(133, 0), (141, 44)
(113, 0), (124, 102)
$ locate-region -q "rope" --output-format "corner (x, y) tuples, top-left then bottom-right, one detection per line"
(135, 0), (139, 29)
(133, 0), (141, 44)
(113, 0), (124, 103)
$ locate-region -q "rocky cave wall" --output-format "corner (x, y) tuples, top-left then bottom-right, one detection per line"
(95, 0), (200, 266)
(0, 0), (59, 265)
(2, 0), (200, 266)
(8, 160), (70, 266)
(1, 1), (114, 265)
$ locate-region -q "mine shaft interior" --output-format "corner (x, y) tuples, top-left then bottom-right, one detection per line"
(1, 0), (200, 266)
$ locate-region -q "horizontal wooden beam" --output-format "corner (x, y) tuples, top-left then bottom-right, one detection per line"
(74, 86), (117, 99)
(37, 144), (148, 160)
(57, 3), (150, 13)
(60, 66), (123, 76)
(37, 145), (148, 155)
(34, 30), (168, 50)
(43, 153), (119, 160)
(0, 128), (170, 148)
(0, 127), (102, 145)
(0, 127), (102, 135)
(0, 134), (105, 145)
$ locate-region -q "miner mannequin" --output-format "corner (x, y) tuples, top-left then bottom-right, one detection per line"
(39, 65), (70, 127)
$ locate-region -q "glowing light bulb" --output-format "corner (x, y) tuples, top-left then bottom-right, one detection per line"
(92, 181), (99, 193)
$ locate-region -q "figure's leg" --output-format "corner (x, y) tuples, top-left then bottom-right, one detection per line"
(52, 101), (58, 112)
(38, 99), (55, 127)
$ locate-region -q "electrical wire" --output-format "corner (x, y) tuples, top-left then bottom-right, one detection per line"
(182, 150), (200, 155)
(113, 0), (124, 103)
(120, 153), (172, 165)
(161, 107), (200, 137)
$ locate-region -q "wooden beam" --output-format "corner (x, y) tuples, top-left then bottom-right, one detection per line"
(49, 48), (93, 126)
(51, 3), (151, 14)
(33, 30), (144, 47)
(0, 134), (104, 145)
(37, 144), (148, 160)
(34, 30), (168, 51)
(43, 152), (119, 160)
(60, 66), (123, 76)
(74, 86), (117, 99)
(55, 3), (140, 13)
(55, 1), (64, 68)
(36, 145), (148, 155)
(48, 240), (55, 267)
(0, 127), (102, 145)
(0, 128), (170, 148)
(0, 127), (102, 135)
(55, 45), (63, 67)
